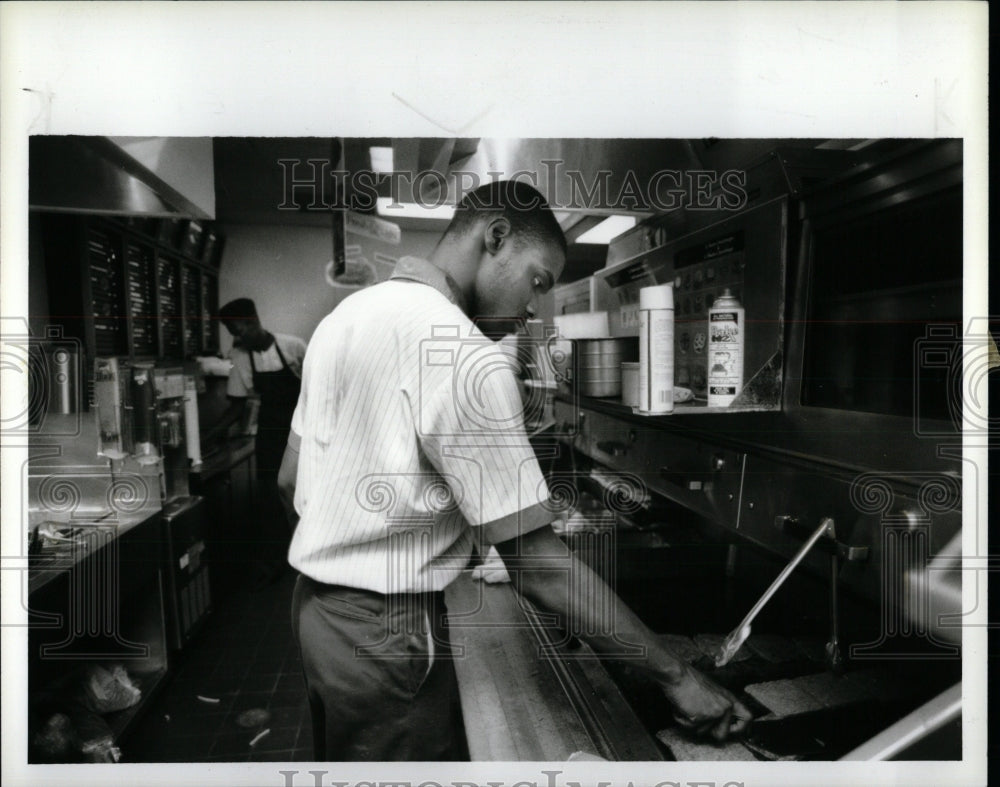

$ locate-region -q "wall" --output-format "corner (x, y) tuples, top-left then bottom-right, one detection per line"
(216, 222), (443, 353)
(28, 213), (50, 338)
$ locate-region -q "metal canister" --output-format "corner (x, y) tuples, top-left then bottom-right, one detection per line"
(575, 338), (636, 398)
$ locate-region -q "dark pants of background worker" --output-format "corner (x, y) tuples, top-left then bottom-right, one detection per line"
(253, 424), (293, 581)
(291, 575), (468, 761)
(250, 342), (301, 584)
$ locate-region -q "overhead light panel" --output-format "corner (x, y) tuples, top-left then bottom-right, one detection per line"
(369, 146), (394, 174)
(574, 215), (637, 244)
(376, 197), (455, 221)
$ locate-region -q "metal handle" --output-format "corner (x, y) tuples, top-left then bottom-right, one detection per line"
(716, 517), (836, 667)
(775, 515), (870, 562)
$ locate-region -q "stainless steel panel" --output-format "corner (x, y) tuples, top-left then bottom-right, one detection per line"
(553, 401), (743, 528)
(737, 454), (961, 604)
(30, 137), (209, 218)
(607, 146), (857, 265)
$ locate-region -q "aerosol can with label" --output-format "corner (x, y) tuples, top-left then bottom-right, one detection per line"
(707, 289), (745, 407)
(637, 283), (674, 414)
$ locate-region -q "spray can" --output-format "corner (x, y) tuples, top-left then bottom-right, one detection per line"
(707, 289), (745, 407)
(637, 284), (674, 414)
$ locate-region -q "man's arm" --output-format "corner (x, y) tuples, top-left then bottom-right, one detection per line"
(203, 396), (246, 442)
(492, 523), (752, 742)
(276, 430), (300, 529)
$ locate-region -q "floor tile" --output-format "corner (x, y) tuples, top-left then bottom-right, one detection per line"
(294, 724), (314, 751)
(227, 691), (275, 716)
(274, 673), (305, 695)
(247, 725), (299, 752)
(267, 690), (307, 710)
(124, 567), (312, 763)
(248, 748), (297, 762)
(162, 711), (230, 740)
(240, 671), (281, 694)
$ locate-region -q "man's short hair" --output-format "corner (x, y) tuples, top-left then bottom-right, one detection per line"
(219, 298), (258, 323)
(447, 180), (567, 255)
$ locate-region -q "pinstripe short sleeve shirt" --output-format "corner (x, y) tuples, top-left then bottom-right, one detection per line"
(287, 256), (553, 593)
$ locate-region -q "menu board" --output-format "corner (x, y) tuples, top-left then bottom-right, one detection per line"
(181, 263), (200, 356)
(87, 230), (127, 356)
(157, 256), (183, 358)
(126, 243), (157, 355)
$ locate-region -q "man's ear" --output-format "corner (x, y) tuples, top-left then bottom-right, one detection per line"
(483, 217), (512, 254)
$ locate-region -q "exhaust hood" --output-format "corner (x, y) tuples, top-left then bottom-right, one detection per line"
(29, 136), (214, 219)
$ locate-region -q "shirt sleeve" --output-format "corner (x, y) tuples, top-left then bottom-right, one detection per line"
(226, 349), (252, 398)
(413, 339), (552, 545)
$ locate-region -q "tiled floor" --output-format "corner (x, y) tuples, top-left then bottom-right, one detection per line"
(124, 570), (314, 763)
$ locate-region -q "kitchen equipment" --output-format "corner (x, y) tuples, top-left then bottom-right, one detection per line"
(130, 363), (160, 465)
(715, 517), (836, 667)
(621, 362), (640, 407)
(160, 496), (211, 650)
(94, 357), (132, 460)
(553, 311), (610, 339)
(575, 338), (637, 398)
(152, 366), (190, 500)
(46, 344), (79, 415)
(183, 374), (202, 470)
(637, 283), (674, 414)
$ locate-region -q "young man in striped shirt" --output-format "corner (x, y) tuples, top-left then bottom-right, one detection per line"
(278, 180), (751, 760)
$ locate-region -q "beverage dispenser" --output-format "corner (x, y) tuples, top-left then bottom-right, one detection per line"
(152, 365), (190, 501)
(94, 357), (133, 461)
(130, 363), (160, 465)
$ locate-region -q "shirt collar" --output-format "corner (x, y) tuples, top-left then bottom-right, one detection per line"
(390, 256), (468, 313)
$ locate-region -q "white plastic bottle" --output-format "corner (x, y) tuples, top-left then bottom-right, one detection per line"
(183, 375), (202, 468)
(707, 289), (745, 407)
(637, 283), (674, 414)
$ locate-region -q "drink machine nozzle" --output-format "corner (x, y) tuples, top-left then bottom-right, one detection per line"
(152, 366), (190, 501)
(131, 363), (160, 465)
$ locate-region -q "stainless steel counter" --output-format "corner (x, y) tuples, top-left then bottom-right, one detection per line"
(444, 571), (662, 761)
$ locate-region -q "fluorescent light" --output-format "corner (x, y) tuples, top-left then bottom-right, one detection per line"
(376, 197), (455, 221)
(369, 146), (394, 174)
(575, 215), (637, 244)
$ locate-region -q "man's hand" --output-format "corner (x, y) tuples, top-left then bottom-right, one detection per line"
(470, 546), (511, 584)
(492, 524), (752, 742)
(659, 666), (753, 741)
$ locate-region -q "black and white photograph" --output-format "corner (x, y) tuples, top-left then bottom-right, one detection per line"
(1, 4), (990, 787)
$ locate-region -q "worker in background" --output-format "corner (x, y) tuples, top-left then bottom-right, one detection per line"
(209, 298), (307, 587)
(277, 181), (752, 760)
